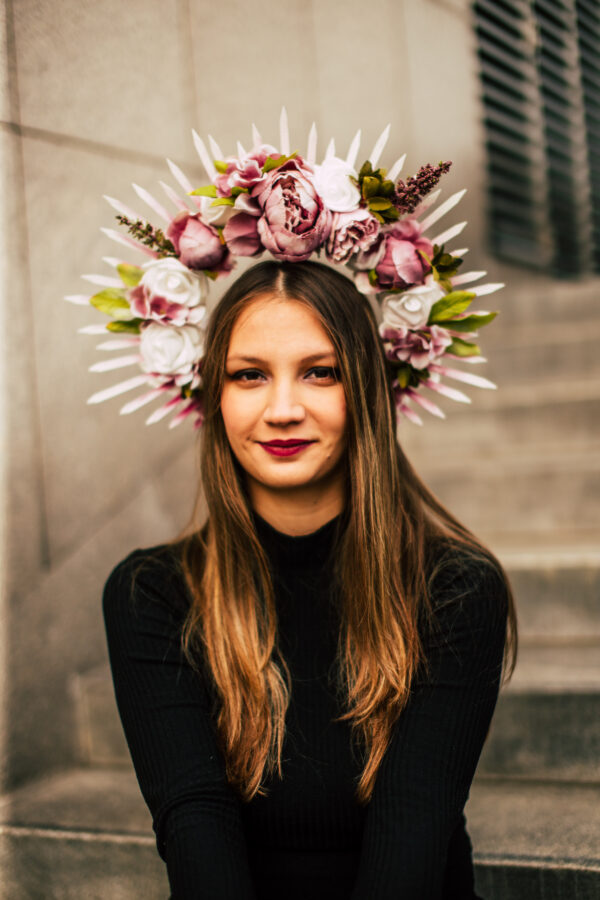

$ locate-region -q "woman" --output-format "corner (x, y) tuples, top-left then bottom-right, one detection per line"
(102, 258), (517, 900)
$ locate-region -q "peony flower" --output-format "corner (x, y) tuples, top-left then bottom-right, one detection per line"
(381, 324), (452, 370)
(198, 195), (235, 227)
(326, 208), (381, 263)
(313, 157), (361, 212)
(129, 258), (208, 326)
(166, 210), (229, 271)
(223, 212), (262, 257)
(380, 283), (444, 330)
(374, 219), (433, 290)
(139, 322), (204, 377)
(213, 144), (278, 198)
(253, 158), (332, 262)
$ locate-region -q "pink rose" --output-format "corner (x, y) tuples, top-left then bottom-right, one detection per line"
(166, 210), (229, 271)
(326, 208), (381, 263)
(252, 158), (332, 262)
(128, 258), (207, 326)
(214, 145), (277, 197)
(374, 219), (433, 290)
(223, 212), (262, 257)
(381, 324), (452, 369)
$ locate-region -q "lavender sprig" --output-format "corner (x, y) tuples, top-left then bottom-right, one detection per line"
(116, 215), (176, 257)
(394, 161), (452, 215)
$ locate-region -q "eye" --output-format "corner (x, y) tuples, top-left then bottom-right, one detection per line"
(306, 366), (341, 382)
(229, 369), (266, 384)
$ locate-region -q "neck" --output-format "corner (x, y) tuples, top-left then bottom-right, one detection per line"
(247, 471), (346, 536)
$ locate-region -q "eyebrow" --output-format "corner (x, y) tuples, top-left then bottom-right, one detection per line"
(226, 352), (338, 366)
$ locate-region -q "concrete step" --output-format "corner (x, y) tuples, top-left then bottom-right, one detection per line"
(468, 778), (600, 900)
(479, 640), (600, 781)
(1, 768), (598, 899)
(482, 319), (600, 386)
(413, 444), (600, 537)
(399, 380), (600, 451)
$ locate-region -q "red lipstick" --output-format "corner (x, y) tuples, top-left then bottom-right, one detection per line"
(259, 439), (315, 457)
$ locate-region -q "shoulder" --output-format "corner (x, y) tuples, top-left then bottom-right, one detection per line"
(102, 542), (192, 624)
(426, 539), (509, 638)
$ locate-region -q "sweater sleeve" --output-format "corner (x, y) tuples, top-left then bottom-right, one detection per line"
(350, 555), (509, 900)
(102, 549), (257, 900)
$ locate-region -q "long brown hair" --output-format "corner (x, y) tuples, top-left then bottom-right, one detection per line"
(178, 259), (517, 804)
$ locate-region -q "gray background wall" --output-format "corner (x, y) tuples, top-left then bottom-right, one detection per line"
(1, 0), (597, 793)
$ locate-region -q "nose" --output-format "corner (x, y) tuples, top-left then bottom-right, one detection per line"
(263, 377), (305, 425)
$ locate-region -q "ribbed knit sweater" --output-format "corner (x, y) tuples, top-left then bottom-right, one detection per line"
(102, 513), (508, 900)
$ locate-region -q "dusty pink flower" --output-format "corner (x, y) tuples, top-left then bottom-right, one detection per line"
(326, 208), (381, 263)
(381, 324), (452, 369)
(128, 258), (207, 326)
(374, 219), (433, 290)
(223, 212), (262, 257)
(166, 210), (229, 271)
(253, 158), (331, 262)
(213, 145), (278, 197)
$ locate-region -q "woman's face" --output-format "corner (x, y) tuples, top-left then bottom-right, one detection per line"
(220, 293), (348, 504)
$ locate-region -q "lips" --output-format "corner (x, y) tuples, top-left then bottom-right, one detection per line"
(258, 439), (315, 457)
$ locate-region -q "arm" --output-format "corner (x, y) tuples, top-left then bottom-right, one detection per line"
(351, 556), (509, 900)
(102, 549), (257, 900)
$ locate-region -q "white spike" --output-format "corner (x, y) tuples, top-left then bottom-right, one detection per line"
(346, 129), (362, 168)
(237, 141), (246, 158)
(325, 138), (336, 161)
(102, 256), (122, 268)
(432, 221), (467, 245)
(166, 158), (194, 192)
(388, 154), (406, 182)
(471, 282), (504, 296)
(307, 123), (317, 165)
(447, 354), (487, 364)
(96, 338), (140, 350)
(192, 131), (217, 180)
(279, 107), (290, 155)
(132, 184), (170, 223)
(451, 270), (487, 286)
(452, 247), (469, 257)
(79, 324), (110, 334)
(398, 404), (423, 426)
(81, 274), (123, 288)
(429, 364), (496, 390)
(145, 397), (183, 425)
(100, 227), (157, 256)
(413, 189), (442, 218)
(159, 180), (189, 211)
(104, 195), (140, 220)
(424, 379), (471, 404)
(407, 389), (445, 418)
(87, 374), (150, 405)
(65, 294), (92, 306)
(420, 189), (467, 232)
(89, 354), (140, 373)
(119, 387), (166, 416)
(208, 135), (223, 159)
(368, 124), (390, 168)
(252, 123), (262, 147)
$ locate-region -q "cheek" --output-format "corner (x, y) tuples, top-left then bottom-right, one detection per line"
(220, 385), (260, 442)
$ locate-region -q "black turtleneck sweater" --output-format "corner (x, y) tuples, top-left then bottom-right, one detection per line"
(102, 514), (508, 900)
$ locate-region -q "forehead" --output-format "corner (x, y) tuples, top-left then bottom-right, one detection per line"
(227, 293), (335, 356)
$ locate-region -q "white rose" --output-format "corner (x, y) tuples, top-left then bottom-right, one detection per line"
(139, 322), (204, 376)
(313, 157), (361, 213)
(141, 257), (207, 307)
(381, 284), (444, 330)
(200, 196), (235, 226)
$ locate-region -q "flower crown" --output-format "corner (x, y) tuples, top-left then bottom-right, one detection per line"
(67, 110), (503, 428)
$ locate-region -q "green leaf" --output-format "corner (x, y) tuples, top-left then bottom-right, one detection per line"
(116, 263), (142, 287)
(395, 366), (411, 389)
(368, 269), (379, 286)
(214, 160), (229, 174)
(384, 207), (400, 221)
(448, 337), (481, 357)
(362, 176), (380, 199)
(230, 186), (248, 197)
(429, 291), (476, 323)
(89, 289), (131, 318)
(106, 318), (143, 334)
(358, 160), (373, 179)
(379, 180), (395, 197)
(189, 185), (218, 197)
(210, 197), (235, 207)
(443, 312), (498, 332)
(368, 198), (393, 211)
(262, 151), (298, 174)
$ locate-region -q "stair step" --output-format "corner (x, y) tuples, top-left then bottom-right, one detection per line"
(468, 778), (600, 900)
(1, 768), (598, 899)
(479, 641), (600, 780)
